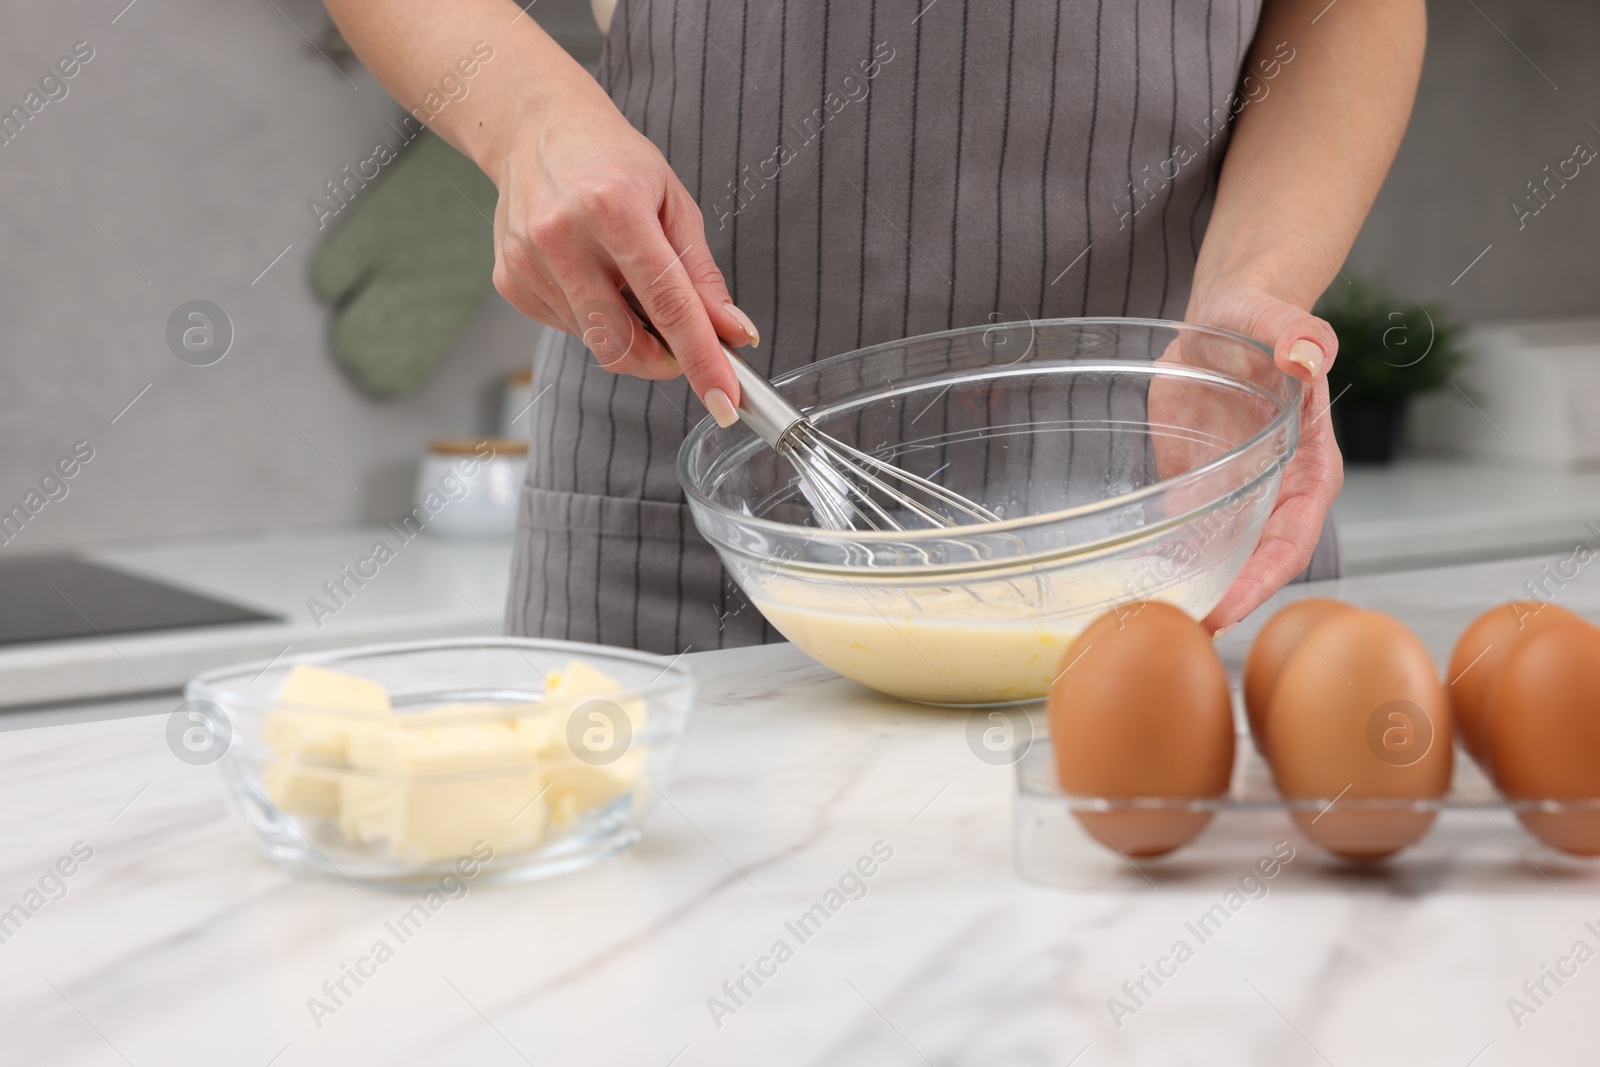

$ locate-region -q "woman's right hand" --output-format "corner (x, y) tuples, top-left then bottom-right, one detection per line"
(486, 82), (756, 426)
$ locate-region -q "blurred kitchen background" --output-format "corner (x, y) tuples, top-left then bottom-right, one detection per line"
(2, 0), (1598, 707)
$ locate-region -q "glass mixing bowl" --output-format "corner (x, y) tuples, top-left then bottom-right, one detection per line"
(679, 318), (1300, 706)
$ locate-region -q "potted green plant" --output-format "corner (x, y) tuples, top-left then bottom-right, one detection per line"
(1314, 278), (1466, 464)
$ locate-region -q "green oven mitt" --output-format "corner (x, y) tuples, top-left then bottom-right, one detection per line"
(310, 128), (498, 397)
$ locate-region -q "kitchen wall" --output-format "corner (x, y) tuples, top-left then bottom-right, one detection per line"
(0, 0), (601, 554)
(1, 0), (1593, 552)
(1347, 1), (1600, 318)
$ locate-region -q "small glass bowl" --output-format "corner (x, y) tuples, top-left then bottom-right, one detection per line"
(186, 638), (695, 887)
(680, 318), (1299, 706)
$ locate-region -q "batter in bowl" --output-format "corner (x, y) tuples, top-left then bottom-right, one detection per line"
(753, 558), (1240, 705)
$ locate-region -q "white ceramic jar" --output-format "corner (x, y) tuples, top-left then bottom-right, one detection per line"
(501, 368), (535, 439)
(410, 438), (527, 538)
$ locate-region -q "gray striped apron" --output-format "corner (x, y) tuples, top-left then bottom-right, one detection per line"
(506, 0), (1341, 655)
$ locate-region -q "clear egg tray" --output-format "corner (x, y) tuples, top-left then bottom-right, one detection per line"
(1016, 727), (1600, 891)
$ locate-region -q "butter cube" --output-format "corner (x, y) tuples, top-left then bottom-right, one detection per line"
(262, 665), (392, 816)
(545, 661), (649, 732)
(341, 719), (548, 863)
(545, 753), (649, 830)
(276, 664), (392, 715)
(533, 661), (651, 829)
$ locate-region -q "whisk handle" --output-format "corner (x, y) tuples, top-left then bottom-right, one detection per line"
(722, 344), (807, 449)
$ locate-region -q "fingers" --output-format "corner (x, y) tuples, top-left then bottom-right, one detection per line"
(492, 250), (570, 333)
(1204, 377), (1345, 634)
(496, 218), (684, 378)
(494, 178), (743, 423)
(1185, 285), (1344, 633)
(1256, 301), (1339, 383)
(1201, 493), (1328, 634)
(486, 114), (754, 430)
(498, 263), (681, 380)
(613, 228), (742, 419)
(1192, 285), (1340, 384)
(569, 290), (682, 379)
(662, 187), (760, 349)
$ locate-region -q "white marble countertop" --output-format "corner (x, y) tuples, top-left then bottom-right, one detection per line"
(2, 553), (1599, 1066)
(1334, 453), (1600, 574)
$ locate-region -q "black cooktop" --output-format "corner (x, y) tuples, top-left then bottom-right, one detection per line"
(0, 556), (277, 647)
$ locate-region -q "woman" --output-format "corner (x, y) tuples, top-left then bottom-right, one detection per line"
(325, 0), (1425, 654)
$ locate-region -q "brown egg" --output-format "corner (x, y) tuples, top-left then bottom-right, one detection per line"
(1447, 600), (1583, 769)
(1243, 598), (1354, 755)
(1268, 609), (1452, 861)
(1050, 602), (1234, 858)
(1486, 618), (1600, 855)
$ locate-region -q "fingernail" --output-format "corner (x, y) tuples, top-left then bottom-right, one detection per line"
(1212, 624), (1236, 640)
(725, 302), (760, 348)
(705, 387), (739, 428)
(1287, 339), (1324, 378)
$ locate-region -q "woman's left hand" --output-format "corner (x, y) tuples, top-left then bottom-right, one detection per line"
(1187, 284), (1344, 635)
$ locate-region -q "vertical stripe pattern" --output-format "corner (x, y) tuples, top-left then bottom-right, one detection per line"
(506, 0), (1328, 656)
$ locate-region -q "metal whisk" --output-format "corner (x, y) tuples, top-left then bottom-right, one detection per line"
(722, 345), (1000, 532)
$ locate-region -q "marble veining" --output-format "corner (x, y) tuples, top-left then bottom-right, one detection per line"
(1, 553), (1600, 1064)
